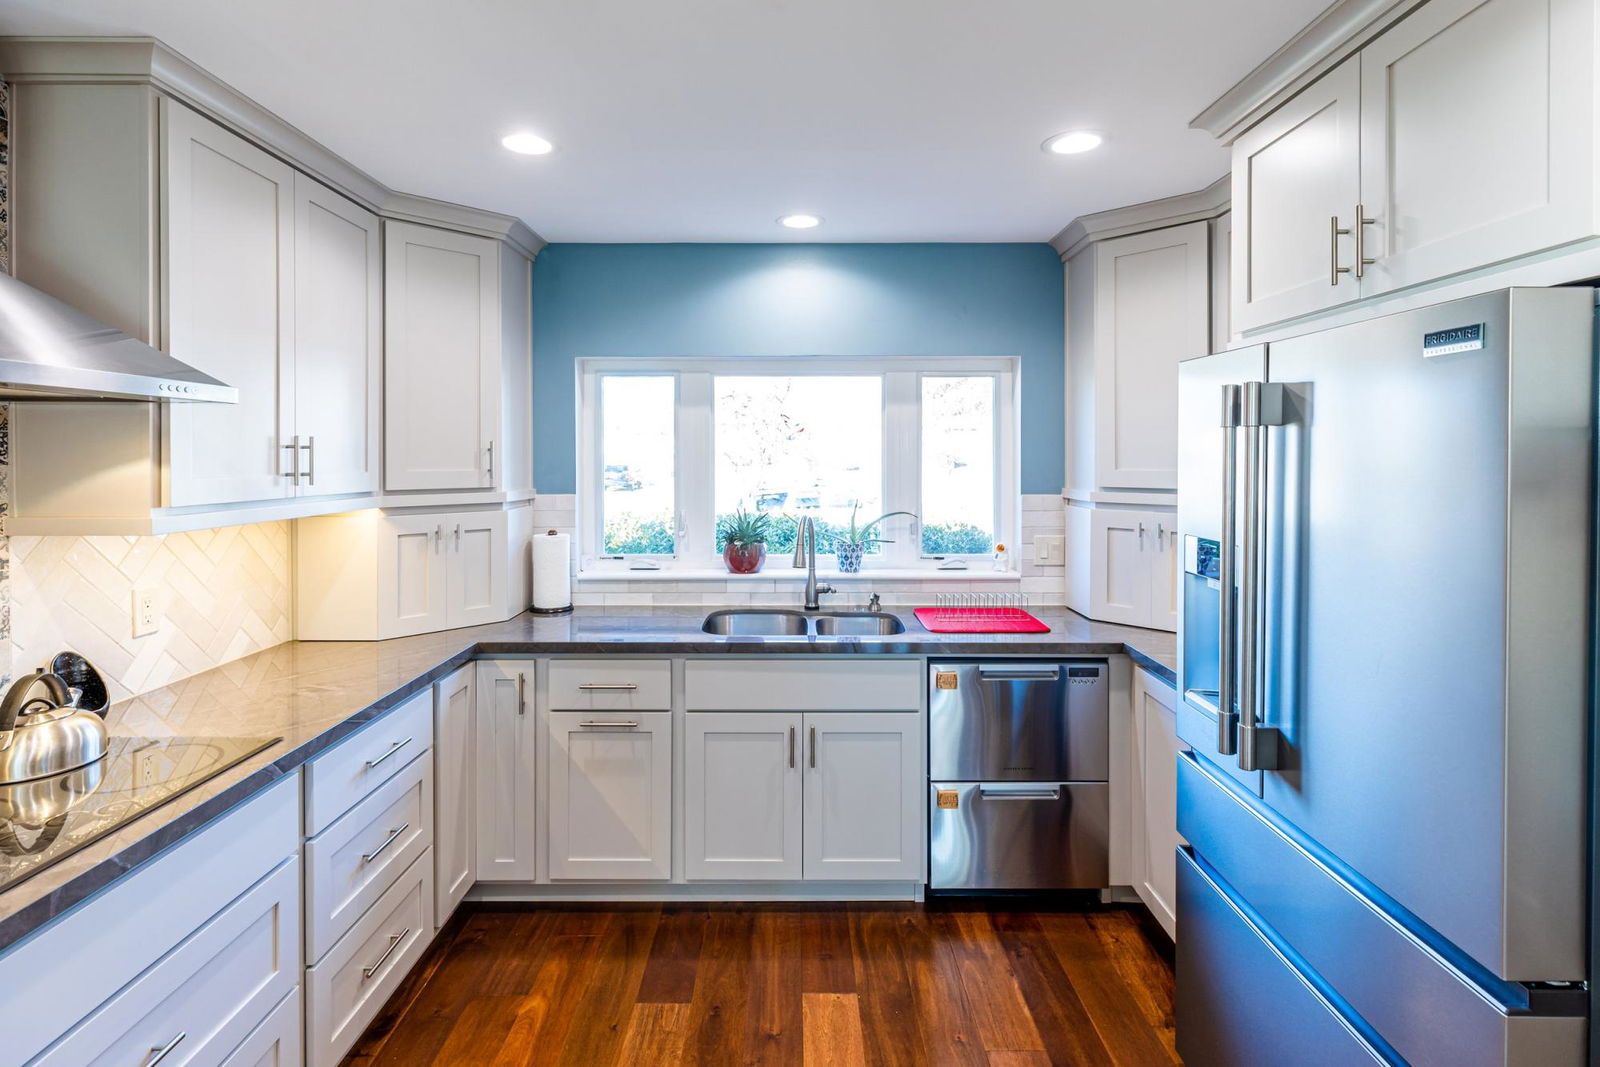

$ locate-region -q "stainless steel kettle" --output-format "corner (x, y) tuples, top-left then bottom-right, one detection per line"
(0, 670), (109, 784)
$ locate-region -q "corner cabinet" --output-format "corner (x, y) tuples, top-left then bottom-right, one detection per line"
(475, 660), (537, 881)
(383, 221), (534, 496)
(1067, 506), (1178, 632)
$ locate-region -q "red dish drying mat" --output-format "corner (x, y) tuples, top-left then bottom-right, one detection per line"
(913, 607), (1051, 633)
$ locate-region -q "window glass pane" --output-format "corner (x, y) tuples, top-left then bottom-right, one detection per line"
(714, 376), (883, 554)
(921, 376), (996, 554)
(601, 375), (675, 554)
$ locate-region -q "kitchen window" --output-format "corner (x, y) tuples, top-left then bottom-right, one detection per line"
(578, 357), (1019, 572)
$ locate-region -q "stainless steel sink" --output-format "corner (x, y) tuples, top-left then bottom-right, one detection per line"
(812, 612), (906, 636)
(701, 609), (905, 637)
(701, 609), (810, 636)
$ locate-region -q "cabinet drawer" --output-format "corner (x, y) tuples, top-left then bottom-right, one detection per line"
(305, 751), (433, 963)
(549, 659), (671, 711)
(36, 857), (301, 1066)
(306, 849), (434, 1067)
(686, 659), (921, 710)
(0, 776), (300, 1065)
(304, 688), (433, 834)
(221, 988), (301, 1067)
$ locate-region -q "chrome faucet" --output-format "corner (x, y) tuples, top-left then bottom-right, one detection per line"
(792, 516), (835, 610)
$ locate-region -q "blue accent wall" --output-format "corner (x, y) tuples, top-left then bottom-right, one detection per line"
(531, 243), (1064, 493)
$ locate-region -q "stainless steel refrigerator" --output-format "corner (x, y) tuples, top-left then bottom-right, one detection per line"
(1175, 288), (1592, 1066)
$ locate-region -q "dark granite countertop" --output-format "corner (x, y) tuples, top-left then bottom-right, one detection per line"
(0, 607), (1174, 950)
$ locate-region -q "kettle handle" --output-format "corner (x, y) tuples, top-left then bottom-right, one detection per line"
(0, 672), (72, 751)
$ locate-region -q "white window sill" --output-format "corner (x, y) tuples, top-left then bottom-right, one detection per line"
(575, 567), (1023, 584)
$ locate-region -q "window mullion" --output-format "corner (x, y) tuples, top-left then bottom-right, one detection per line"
(677, 372), (715, 565)
(882, 372), (919, 569)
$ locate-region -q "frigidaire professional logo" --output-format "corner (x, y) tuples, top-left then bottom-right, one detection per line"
(1423, 323), (1485, 357)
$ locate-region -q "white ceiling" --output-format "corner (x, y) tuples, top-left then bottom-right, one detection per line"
(0, 0), (1331, 243)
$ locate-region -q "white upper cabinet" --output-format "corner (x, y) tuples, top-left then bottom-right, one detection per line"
(162, 100), (295, 507)
(1230, 57), (1362, 334)
(292, 175), (382, 498)
(1357, 0), (1595, 294)
(384, 222), (502, 492)
(1078, 507), (1177, 632)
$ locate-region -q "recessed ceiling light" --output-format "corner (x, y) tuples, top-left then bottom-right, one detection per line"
(779, 214), (822, 229)
(501, 132), (553, 156)
(1043, 130), (1104, 155)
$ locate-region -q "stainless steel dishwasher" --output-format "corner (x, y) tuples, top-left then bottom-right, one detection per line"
(928, 660), (1110, 890)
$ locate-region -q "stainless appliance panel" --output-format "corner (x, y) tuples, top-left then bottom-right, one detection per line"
(929, 782), (1108, 889)
(1260, 288), (1591, 981)
(1175, 849), (1396, 1067)
(927, 662), (1109, 782)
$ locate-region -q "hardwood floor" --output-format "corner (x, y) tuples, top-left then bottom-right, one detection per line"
(343, 899), (1178, 1067)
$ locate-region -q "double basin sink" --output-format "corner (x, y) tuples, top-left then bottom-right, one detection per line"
(702, 609), (906, 637)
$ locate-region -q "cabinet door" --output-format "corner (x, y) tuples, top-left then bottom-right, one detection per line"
(1149, 518), (1179, 633)
(1089, 508), (1155, 627)
(1358, 0), (1594, 295)
(475, 660), (536, 881)
(434, 664), (475, 927)
(1231, 57), (1361, 333)
(162, 100), (294, 506)
(1132, 669), (1187, 939)
(384, 221), (501, 491)
(378, 513), (447, 639)
(802, 713), (921, 881)
(548, 711), (672, 880)
(292, 176), (380, 498)
(685, 712), (802, 881)
(1093, 222), (1210, 490)
(447, 510), (508, 628)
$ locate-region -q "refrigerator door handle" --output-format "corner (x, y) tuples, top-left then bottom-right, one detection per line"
(1238, 381), (1283, 772)
(1217, 384), (1241, 756)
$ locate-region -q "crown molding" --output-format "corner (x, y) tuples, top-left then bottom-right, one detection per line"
(0, 36), (546, 259)
(1189, 0), (1424, 143)
(1050, 175), (1230, 260)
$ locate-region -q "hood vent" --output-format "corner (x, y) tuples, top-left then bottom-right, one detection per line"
(0, 272), (236, 402)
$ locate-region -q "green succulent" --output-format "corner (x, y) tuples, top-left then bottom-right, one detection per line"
(717, 507), (771, 549)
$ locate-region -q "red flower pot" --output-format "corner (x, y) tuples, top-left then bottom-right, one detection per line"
(723, 543), (766, 574)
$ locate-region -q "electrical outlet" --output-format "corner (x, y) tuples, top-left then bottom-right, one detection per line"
(1034, 534), (1066, 567)
(132, 589), (159, 638)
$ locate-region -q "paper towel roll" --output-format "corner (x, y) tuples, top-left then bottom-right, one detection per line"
(532, 531), (573, 612)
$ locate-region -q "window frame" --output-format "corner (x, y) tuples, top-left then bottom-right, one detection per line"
(577, 355), (1019, 574)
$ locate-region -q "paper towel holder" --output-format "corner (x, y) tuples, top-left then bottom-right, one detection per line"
(530, 529), (575, 615)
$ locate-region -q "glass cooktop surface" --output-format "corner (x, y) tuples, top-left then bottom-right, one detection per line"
(0, 733), (281, 893)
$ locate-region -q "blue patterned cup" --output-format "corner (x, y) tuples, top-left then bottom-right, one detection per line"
(836, 542), (865, 573)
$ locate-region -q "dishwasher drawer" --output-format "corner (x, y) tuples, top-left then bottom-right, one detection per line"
(929, 782), (1109, 889)
(929, 661), (1109, 781)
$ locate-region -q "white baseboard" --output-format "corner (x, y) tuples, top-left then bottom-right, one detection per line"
(467, 880), (925, 903)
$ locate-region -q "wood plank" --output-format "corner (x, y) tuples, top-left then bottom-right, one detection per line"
(944, 909), (1045, 1053)
(897, 907), (986, 1067)
(847, 905), (926, 1067)
(802, 992), (868, 1067)
(987, 908), (1116, 1066)
(684, 908), (758, 1067)
(986, 1053), (1052, 1067)
(745, 907), (805, 1067)
(800, 904), (857, 993)
(637, 904), (712, 1004)
(1084, 911), (1178, 1063)
(616, 1002), (693, 1066)
(432, 995), (527, 1063)
(490, 924), (611, 1067)
(556, 906), (662, 1066)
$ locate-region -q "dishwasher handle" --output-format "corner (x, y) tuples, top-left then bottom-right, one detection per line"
(974, 665), (1062, 681)
(977, 785), (1063, 800)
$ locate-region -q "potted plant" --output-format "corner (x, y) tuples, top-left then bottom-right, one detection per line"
(835, 503), (917, 574)
(717, 508), (771, 574)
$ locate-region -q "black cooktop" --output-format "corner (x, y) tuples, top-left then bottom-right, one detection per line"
(0, 734), (280, 893)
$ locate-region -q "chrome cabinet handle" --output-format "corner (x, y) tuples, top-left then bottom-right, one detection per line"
(1137, 522), (1147, 549)
(454, 524), (462, 550)
(365, 736), (413, 769)
(809, 725), (817, 769)
(788, 724), (796, 769)
(1330, 215), (1351, 285)
(579, 720), (638, 728)
(1156, 523), (1167, 549)
(517, 672), (527, 716)
(1237, 382), (1283, 772)
(146, 1031), (187, 1067)
(578, 682), (638, 691)
(1218, 384), (1241, 756)
(486, 440), (495, 481)
(362, 929), (409, 979)
(301, 436), (315, 487)
(361, 822), (409, 864)
(282, 435), (301, 485)
(1354, 203), (1377, 279)
(433, 525), (443, 553)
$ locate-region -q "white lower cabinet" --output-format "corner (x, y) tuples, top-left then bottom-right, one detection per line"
(433, 665), (476, 927)
(548, 710), (673, 880)
(803, 713), (922, 881)
(685, 712), (804, 880)
(221, 989), (303, 1067)
(306, 850), (434, 1067)
(1130, 668), (1187, 938)
(475, 660), (537, 881)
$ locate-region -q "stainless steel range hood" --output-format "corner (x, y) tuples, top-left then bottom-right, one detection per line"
(0, 272), (236, 402)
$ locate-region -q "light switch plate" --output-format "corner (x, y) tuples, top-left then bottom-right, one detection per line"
(1034, 534), (1065, 567)
(132, 588), (159, 637)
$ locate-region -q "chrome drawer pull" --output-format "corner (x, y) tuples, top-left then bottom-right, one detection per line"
(146, 1031), (187, 1067)
(577, 682), (638, 691)
(362, 929), (409, 979)
(978, 787), (1062, 800)
(362, 823), (409, 864)
(578, 720), (639, 728)
(364, 737), (412, 769)
(788, 724), (796, 769)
